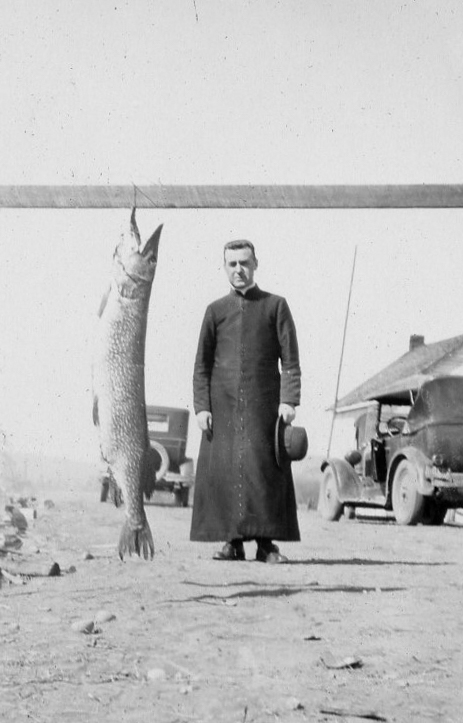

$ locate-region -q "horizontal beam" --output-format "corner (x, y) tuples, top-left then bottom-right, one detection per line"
(0, 184), (463, 209)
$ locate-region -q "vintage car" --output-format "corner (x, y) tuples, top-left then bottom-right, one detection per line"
(145, 405), (194, 507)
(319, 375), (463, 525)
(100, 405), (194, 507)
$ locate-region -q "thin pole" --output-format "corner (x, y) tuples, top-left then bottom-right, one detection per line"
(326, 245), (358, 457)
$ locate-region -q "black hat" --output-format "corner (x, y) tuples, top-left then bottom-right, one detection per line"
(274, 416), (309, 468)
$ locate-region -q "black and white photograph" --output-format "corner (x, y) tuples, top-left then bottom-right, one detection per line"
(1, 2), (463, 721)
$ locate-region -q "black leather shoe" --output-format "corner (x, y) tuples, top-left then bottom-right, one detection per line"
(213, 541), (245, 561)
(256, 542), (288, 564)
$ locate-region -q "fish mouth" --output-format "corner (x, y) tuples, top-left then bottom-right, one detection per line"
(112, 210), (163, 288)
(130, 207), (163, 264)
(141, 223), (163, 263)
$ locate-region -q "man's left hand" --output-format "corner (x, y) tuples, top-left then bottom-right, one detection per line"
(279, 403), (296, 424)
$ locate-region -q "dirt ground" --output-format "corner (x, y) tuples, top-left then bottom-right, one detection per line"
(1, 471), (463, 723)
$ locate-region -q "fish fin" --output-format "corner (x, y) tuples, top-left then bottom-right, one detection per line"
(97, 284), (111, 318)
(108, 477), (124, 507)
(130, 207), (141, 246)
(143, 480), (156, 500)
(142, 448), (157, 500)
(99, 464), (124, 507)
(141, 224), (163, 262)
(92, 395), (99, 427)
(118, 518), (154, 561)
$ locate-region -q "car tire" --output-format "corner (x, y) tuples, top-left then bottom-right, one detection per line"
(392, 459), (425, 525)
(421, 499), (447, 526)
(174, 486), (190, 508)
(150, 441), (170, 481)
(319, 467), (343, 521)
(344, 505), (356, 520)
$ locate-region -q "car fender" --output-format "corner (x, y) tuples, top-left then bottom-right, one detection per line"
(386, 446), (433, 498)
(321, 458), (362, 502)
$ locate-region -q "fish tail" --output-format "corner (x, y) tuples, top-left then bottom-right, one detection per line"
(118, 518), (154, 561)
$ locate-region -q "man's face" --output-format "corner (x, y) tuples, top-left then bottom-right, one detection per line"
(224, 247), (258, 290)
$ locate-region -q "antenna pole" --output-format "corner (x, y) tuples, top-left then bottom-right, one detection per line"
(326, 245), (358, 457)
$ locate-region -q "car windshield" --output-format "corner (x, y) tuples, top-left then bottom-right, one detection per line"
(377, 404), (411, 435)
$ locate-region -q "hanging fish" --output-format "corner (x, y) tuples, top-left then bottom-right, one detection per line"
(92, 208), (163, 560)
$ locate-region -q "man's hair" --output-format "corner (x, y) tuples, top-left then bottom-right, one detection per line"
(223, 239), (257, 262)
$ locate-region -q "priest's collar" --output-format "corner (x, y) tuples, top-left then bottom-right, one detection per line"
(230, 282), (257, 297)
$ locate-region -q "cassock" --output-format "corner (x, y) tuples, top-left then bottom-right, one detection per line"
(190, 285), (301, 542)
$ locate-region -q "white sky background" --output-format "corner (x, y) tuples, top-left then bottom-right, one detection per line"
(1, 1), (463, 464)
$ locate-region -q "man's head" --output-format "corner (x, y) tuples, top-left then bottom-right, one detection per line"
(223, 240), (258, 291)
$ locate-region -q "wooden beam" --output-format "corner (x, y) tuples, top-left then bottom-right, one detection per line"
(0, 184), (463, 209)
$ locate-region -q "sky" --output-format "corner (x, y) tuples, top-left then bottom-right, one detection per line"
(1, 1), (463, 467)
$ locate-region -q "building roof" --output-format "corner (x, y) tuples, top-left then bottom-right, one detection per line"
(336, 333), (463, 408)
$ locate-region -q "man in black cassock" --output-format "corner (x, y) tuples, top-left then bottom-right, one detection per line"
(190, 239), (301, 563)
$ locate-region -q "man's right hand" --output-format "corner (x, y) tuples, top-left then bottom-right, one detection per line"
(196, 411), (212, 431)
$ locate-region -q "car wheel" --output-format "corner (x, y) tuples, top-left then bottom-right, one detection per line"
(392, 459), (425, 525)
(421, 499), (447, 526)
(344, 505), (356, 520)
(173, 485), (189, 508)
(319, 467), (343, 521)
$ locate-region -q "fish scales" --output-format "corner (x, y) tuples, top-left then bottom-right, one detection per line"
(93, 209), (163, 560)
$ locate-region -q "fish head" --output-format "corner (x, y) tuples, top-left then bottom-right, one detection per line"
(112, 218), (163, 296)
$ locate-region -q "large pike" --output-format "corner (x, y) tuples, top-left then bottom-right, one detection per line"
(92, 209), (163, 560)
